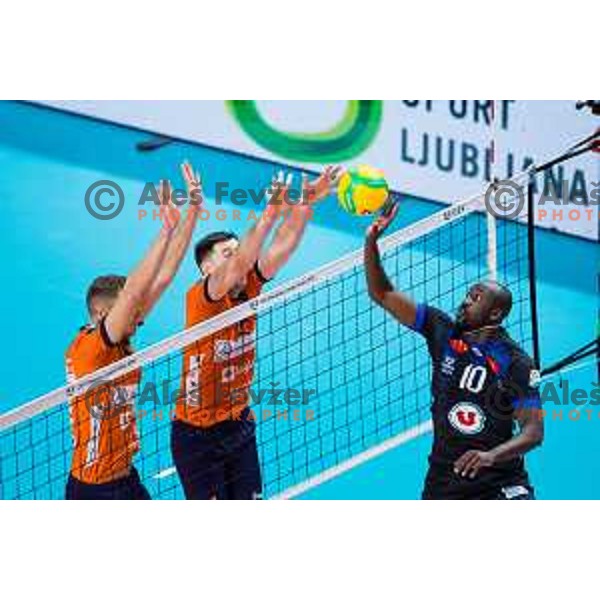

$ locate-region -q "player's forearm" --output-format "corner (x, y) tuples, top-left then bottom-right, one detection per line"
(155, 208), (199, 287)
(365, 235), (395, 302)
(232, 207), (279, 275)
(209, 206), (279, 298)
(364, 235), (417, 325)
(141, 209), (199, 315)
(260, 205), (311, 279)
(104, 228), (174, 342)
(489, 420), (544, 464)
(123, 229), (174, 304)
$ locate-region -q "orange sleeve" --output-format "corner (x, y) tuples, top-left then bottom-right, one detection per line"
(246, 261), (270, 299)
(186, 264), (269, 327)
(68, 324), (114, 377)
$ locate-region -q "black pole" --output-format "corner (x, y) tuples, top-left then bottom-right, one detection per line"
(526, 129), (598, 372)
(532, 142), (596, 174)
(541, 338), (600, 377)
(527, 180), (541, 370)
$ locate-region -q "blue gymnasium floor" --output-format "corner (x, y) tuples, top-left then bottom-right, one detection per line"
(0, 101), (597, 499)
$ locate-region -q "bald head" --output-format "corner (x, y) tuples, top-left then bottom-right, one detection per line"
(481, 281), (513, 322)
(455, 281), (513, 331)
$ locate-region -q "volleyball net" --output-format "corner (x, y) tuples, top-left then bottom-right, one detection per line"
(0, 164), (538, 500)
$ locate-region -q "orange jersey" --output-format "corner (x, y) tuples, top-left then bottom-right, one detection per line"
(65, 322), (141, 484)
(176, 263), (267, 428)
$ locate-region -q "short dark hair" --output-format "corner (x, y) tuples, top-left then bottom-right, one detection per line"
(86, 275), (126, 311)
(194, 231), (238, 271)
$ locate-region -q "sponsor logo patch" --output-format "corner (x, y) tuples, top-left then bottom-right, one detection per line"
(448, 402), (486, 435)
(214, 333), (256, 362)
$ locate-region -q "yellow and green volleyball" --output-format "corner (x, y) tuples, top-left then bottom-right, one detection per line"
(337, 165), (389, 216)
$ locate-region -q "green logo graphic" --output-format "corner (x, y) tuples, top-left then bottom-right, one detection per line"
(226, 100), (383, 163)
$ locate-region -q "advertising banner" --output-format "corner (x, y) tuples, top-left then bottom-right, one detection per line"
(39, 100), (599, 240)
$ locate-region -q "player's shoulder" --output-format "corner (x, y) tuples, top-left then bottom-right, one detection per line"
(66, 323), (94, 347)
(497, 330), (531, 360)
(427, 305), (454, 323)
(186, 279), (215, 305)
(65, 324), (103, 360)
(495, 330), (537, 375)
(186, 278), (224, 325)
(418, 304), (454, 329)
(186, 280), (203, 302)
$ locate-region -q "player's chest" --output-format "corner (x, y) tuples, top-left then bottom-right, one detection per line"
(433, 338), (512, 436)
(435, 337), (504, 395)
(212, 317), (257, 363)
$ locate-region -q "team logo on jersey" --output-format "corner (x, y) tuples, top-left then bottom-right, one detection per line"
(529, 369), (541, 388)
(214, 333), (256, 363)
(448, 402), (486, 435)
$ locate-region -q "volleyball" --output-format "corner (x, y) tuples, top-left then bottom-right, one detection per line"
(337, 165), (389, 216)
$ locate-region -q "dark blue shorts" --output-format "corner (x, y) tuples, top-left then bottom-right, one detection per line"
(171, 410), (262, 500)
(65, 466), (151, 500)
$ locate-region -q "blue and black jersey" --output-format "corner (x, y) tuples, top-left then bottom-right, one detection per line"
(411, 304), (540, 499)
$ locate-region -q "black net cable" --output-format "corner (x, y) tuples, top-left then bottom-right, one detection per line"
(540, 338), (600, 378)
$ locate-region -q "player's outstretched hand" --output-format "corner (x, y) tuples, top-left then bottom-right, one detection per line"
(304, 165), (343, 204)
(453, 449), (495, 479)
(366, 198), (399, 240)
(158, 179), (180, 233)
(181, 162), (203, 211)
(265, 170), (295, 215)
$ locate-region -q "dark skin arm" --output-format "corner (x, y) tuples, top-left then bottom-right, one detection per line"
(364, 200), (417, 327)
(454, 408), (544, 478)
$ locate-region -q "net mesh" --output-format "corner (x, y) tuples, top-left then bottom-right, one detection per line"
(0, 188), (532, 499)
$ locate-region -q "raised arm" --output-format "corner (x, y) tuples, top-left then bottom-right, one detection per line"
(207, 203), (280, 301)
(300, 165), (343, 206)
(104, 182), (179, 344)
(364, 200), (417, 327)
(141, 164), (203, 316)
(258, 167), (342, 280)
